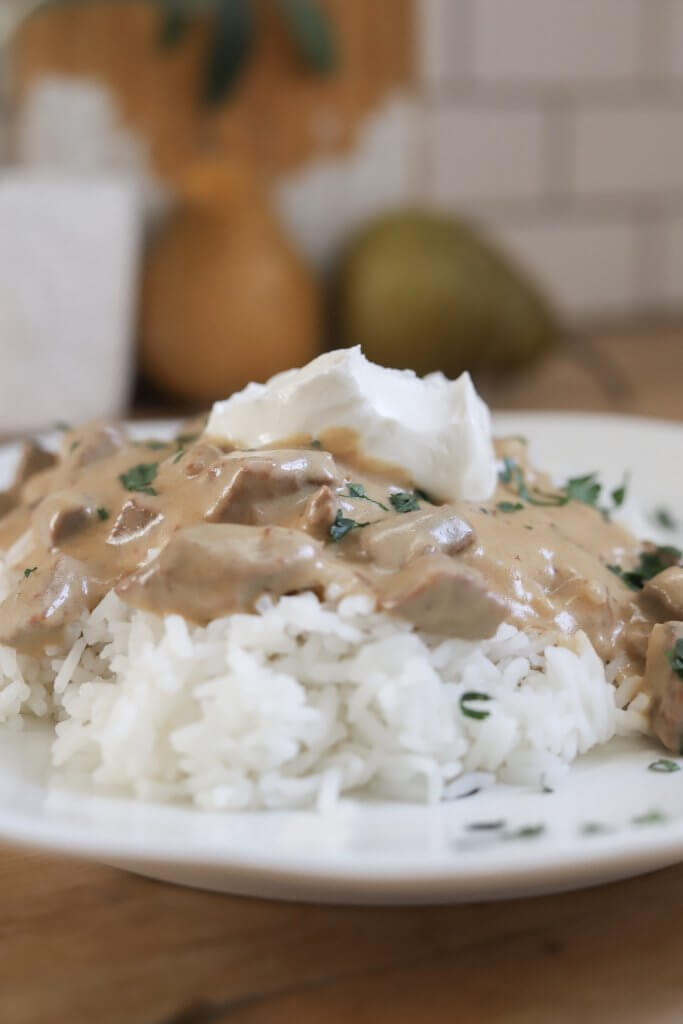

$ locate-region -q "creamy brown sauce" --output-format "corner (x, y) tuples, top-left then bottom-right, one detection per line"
(0, 422), (681, 751)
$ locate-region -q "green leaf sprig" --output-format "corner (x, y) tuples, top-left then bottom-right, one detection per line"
(119, 463), (159, 497)
(459, 691), (492, 721)
(498, 458), (628, 517)
(608, 545), (682, 591)
(329, 510), (369, 542)
(347, 482), (389, 512)
(666, 639), (683, 680)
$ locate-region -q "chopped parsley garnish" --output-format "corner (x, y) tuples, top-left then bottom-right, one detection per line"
(498, 458), (628, 516)
(119, 462), (159, 496)
(96, 507), (109, 522)
(390, 491), (421, 514)
(655, 507), (678, 530)
(329, 510), (369, 542)
(498, 458), (566, 507)
(611, 480), (628, 508)
(347, 482), (389, 512)
(608, 545), (682, 591)
(581, 822), (609, 836)
(496, 501), (524, 513)
(175, 432), (200, 447)
(143, 440), (168, 451)
(501, 824), (545, 841)
(665, 639), (683, 681)
(632, 810), (668, 826)
(69, 440), (81, 453)
(23, 566), (37, 578)
(459, 691), (492, 721)
(648, 759), (681, 773)
(172, 449), (186, 464)
(563, 472), (602, 507)
(466, 820), (505, 831)
(310, 439), (322, 450)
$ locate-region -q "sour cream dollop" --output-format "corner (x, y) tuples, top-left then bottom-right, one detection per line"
(206, 347), (496, 502)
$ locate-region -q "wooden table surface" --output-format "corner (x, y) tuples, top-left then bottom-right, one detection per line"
(2, 323), (682, 1024)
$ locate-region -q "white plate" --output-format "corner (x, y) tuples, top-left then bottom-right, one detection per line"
(0, 412), (681, 905)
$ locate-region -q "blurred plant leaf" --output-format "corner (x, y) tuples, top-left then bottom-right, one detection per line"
(203, 0), (254, 105)
(278, 0), (338, 74)
(158, 0), (191, 48)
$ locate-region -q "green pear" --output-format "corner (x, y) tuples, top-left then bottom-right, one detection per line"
(333, 210), (560, 376)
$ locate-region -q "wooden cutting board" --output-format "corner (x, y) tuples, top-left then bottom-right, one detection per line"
(13, 0), (415, 183)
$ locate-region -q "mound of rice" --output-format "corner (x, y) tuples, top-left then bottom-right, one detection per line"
(0, 585), (651, 812)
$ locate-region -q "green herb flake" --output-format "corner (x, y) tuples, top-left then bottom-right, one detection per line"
(501, 824), (545, 841)
(665, 639), (683, 681)
(497, 501), (524, 513)
(581, 822), (609, 836)
(347, 482), (389, 512)
(459, 691), (493, 721)
(96, 507), (110, 522)
(310, 439), (322, 450)
(119, 462), (159, 496)
(608, 545), (682, 591)
(69, 440), (81, 453)
(499, 458), (629, 516)
(648, 758), (681, 773)
(23, 566), (37, 579)
(329, 510), (369, 542)
(632, 810), (668, 826)
(498, 458), (566, 507)
(655, 507), (678, 530)
(563, 472), (602, 508)
(390, 491), (421, 514)
(175, 432), (200, 448)
(172, 449), (186, 465)
(611, 477), (629, 508)
(466, 820), (506, 832)
(144, 440), (169, 451)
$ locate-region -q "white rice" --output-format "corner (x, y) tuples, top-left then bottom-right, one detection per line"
(0, 579), (651, 811)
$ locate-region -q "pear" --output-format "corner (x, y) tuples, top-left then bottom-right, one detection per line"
(332, 210), (560, 376)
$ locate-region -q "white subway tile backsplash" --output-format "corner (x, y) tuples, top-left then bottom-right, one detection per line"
(431, 107), (544, 203)
(419, 0), (471, 87)
(667, 0), (683, 77)
(472, 0), (640, 85)
(282, 0), (683, 320)
(493, 220), (639, 318)
(575, 106), (683, 197)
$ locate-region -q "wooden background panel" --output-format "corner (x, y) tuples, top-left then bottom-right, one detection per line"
(13, 0), (415, 183)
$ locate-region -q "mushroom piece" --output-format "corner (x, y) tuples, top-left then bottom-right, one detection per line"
(642, 566), (683, 621)
(378, 554), (508, 638)
(645, 621), (683, 753)
(349, 508), (475, 570)
(107, 499), (163, 545)
(0, 555), (93, 651)
(204, 451), (337, 525)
